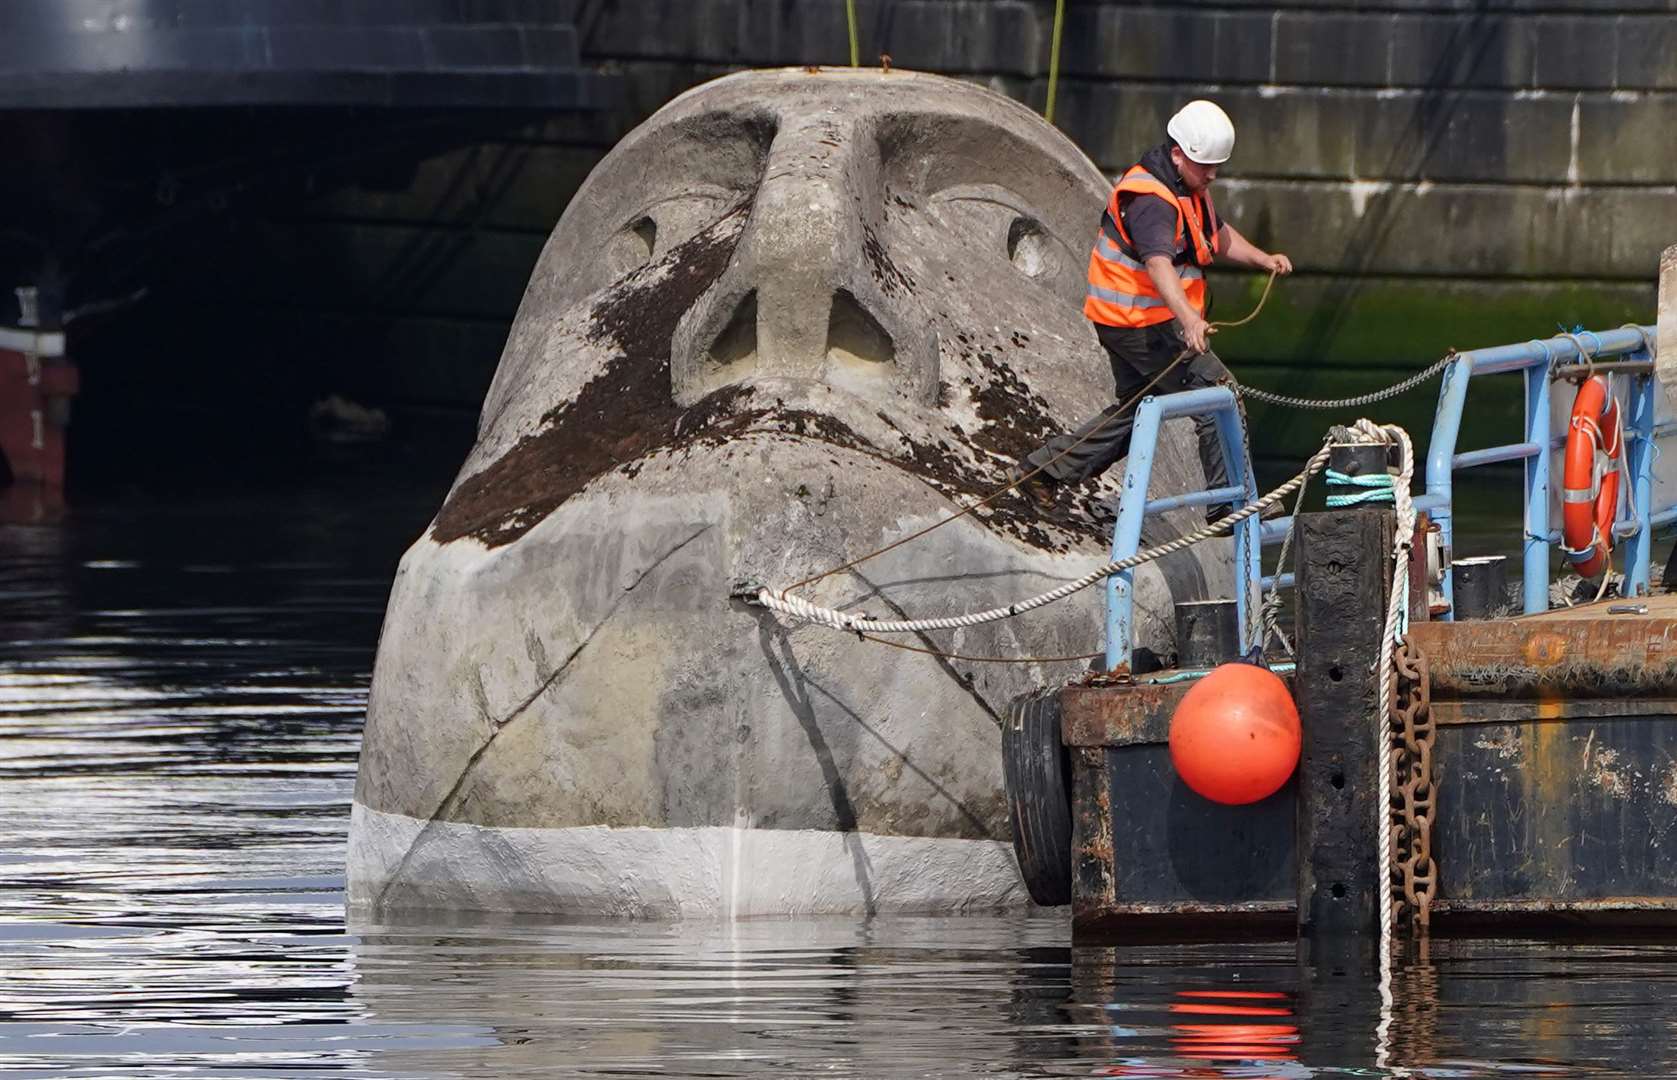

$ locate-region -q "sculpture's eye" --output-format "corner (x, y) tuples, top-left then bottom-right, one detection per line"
(604, 216), (657, 277)
(876, 111), (1091, 308)
(928, 184), (1073, 288)
(1006, 216), (1055, 279)
(606, 188), (737, 279)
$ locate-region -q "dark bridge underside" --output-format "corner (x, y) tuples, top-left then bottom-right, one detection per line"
(0, 0), (616, 110)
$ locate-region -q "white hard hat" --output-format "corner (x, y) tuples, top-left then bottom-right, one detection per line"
(1166, 100), (1235, 165)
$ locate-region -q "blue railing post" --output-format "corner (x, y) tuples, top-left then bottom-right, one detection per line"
(1105, 396), (1167, 673)
(1210, 404), (1260, 653)
(1626, 368), (1657, 596)
(1424, 356), (1471, 620)
(1104, 386), (1246, 673)
(1522, 359), (1554, 614)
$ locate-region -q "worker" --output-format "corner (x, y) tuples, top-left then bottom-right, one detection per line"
(1015, 99), (1291, 520)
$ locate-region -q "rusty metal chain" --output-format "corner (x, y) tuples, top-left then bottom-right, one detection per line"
(1390, 637), (1437, 930)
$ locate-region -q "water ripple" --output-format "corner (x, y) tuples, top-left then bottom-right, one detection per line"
(1, 485), (1673, 1077)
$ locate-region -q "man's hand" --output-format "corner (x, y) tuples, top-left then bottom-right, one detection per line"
(1182, 315), (1217, 355)
(1265, 252), (1293, 275)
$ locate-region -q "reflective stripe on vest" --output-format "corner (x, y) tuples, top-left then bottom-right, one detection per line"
(1084, 163), (1220, 328)
(1094, 233), (1204, 280)
(1087, 283), (1168, 309)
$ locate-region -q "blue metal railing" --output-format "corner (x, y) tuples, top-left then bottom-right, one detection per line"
(1104, 385), (1260, 672)
(1416, 325), (1662, 616)
(1102, 324), (1665, 669)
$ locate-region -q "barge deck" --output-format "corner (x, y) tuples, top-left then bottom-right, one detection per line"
(1004, 300), (1677, 940)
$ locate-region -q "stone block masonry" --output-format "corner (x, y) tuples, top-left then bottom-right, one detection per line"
(281, 1), (1670, 454)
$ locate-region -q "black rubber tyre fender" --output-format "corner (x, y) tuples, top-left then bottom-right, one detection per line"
(1002, 688), (1073, 907)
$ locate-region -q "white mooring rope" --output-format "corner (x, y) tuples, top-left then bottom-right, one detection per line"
(1352, 417), (1416, 1073)
(756, 442), (1333, 635)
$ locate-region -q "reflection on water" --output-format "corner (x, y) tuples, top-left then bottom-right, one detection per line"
(1, 464), (1674, 1077)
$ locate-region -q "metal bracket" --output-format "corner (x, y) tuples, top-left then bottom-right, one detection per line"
(729, 578), (768, 604)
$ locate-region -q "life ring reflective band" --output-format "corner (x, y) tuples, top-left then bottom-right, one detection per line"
(1560, 375), (1621, 580)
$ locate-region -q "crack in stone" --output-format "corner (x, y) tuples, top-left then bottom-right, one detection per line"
(371, 523), (715, 910)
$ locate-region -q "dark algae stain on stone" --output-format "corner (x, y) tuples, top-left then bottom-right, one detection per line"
(430, 198), (1102, 553)
(431, 206), (750, 547)
(589, 203), (751, 361)
(969, 348), (1059, 460)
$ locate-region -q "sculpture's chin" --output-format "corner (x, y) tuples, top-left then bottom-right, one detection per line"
(348, 436), (1127, 917)
(347, 803), (1033, 919)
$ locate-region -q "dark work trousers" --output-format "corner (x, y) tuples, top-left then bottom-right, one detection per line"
(1023, 320), (1238, 491)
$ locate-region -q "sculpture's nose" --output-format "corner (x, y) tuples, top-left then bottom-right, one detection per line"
(672, 113), (936, 404)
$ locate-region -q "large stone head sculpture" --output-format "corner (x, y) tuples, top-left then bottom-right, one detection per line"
(351, 69), (1227, 919)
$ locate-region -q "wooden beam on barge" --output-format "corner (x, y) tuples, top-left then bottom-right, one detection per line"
(1293, 504), (1394, 937)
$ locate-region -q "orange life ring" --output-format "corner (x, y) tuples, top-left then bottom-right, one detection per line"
(1561, 375), (1621, 579)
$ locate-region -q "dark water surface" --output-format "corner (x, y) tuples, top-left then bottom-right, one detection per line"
(1, 458), (1672, 1078)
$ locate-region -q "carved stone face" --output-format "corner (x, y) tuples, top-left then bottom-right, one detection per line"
(351, 70), (1225, 918)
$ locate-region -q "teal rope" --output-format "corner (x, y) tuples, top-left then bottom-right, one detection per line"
(1140, 661), (1297, 685)
(1324, 469), (1396, 507)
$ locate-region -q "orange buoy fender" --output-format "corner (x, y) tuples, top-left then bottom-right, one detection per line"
(1561, 376), (1622, 580)
(1169, 662), (1301, 805)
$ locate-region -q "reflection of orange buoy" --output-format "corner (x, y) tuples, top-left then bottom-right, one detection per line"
(1169, 987), (1299, 1064)
(1169, 662), (1301, 805)
(1169, 1002), (1293, 1017)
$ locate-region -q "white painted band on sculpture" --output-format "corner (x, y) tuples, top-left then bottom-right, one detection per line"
(348, 801), (1036, 920)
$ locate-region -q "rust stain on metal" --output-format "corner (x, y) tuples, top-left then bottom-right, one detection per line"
(1071, 745), (1117, 915)
(1059, 683), (1184, 747)
(1408, 617), (1677, 697)
(1098, 900), (1294, 914)
(1431, 697), (1677, 725)
(1434, 896), (1677, 916)
(1472, 725), (1523, 761)
(1074, 901), (1296, 940)
(1059, 676), (1294, 747)
(1527, 709), (1571, 817)
(1078, 834), (1115, 863)
(1660, 762), (1677, 807)
(1522, 632), (1568, 667)
(1583, 741), (1633, 798)
(1088, 753), (1114, 863)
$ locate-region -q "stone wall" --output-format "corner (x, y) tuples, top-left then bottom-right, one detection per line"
(280, 1), (1675, 456)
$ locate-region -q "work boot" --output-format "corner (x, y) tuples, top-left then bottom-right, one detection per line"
(1009, 466), (1058, 511)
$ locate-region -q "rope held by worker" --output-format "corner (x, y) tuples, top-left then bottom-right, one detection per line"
(1014, 101), (1292, 515)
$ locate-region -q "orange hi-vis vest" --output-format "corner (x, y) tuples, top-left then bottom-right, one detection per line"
(1084, 163), (1222, 328)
